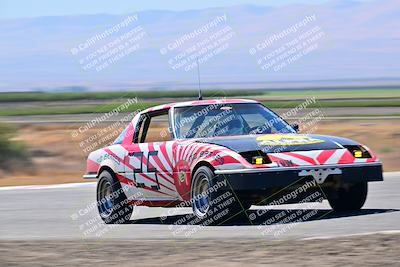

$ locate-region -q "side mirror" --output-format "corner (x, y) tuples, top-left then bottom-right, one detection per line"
(291, 123), (300, 133)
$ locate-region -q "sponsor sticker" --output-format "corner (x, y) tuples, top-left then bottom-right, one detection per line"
(257, 135), (324, 146)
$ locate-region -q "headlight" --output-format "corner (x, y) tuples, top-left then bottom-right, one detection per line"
(344, 145), (372, 158)
(239, 151), (272, 165)
(252, 156), (267, 165)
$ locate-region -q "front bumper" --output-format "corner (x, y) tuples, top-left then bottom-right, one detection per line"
(214, 162), (383, 191)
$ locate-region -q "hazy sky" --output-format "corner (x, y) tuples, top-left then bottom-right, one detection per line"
(0, 0), (375, 19)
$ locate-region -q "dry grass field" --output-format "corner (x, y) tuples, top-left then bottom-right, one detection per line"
(0, 119), (398, 186)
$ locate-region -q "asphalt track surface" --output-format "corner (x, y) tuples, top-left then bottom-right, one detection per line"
(0, 172), (399, 241)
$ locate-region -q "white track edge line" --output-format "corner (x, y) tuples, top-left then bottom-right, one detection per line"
(0, 182), (96, 191)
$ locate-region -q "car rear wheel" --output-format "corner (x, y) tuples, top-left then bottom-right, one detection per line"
(97, 170), (133, 224)
(327, 182), (368, 212)
(191, 166), (250, 224)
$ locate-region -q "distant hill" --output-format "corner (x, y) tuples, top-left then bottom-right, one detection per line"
(0, 0), (399, 92)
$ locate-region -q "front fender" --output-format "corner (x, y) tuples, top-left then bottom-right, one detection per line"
(188, 144), (250, 171)
(172, 142), (250, 200)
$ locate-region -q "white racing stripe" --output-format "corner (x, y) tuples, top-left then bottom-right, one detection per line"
(0, 171), (398, 192)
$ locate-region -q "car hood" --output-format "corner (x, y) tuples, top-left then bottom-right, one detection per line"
(197, 134), (357, 153)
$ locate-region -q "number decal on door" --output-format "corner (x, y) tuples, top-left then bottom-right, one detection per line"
(147, 151), (160, 190)
(129, 151), (160, 190)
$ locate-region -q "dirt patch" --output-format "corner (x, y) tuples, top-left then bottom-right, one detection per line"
(0, 119), (399, 186)
(0, 233), (399, 266)
(315, 120), (400, 171)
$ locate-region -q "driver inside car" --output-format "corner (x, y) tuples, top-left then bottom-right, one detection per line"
(214, 116), (246, 136)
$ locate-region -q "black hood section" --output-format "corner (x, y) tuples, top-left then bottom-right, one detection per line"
(197, 134), (352, 154)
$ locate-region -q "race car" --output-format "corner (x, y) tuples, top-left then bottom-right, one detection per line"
(84, 99), (383, 224)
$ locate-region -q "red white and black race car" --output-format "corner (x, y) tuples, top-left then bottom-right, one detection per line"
(84, 99), (383, 224)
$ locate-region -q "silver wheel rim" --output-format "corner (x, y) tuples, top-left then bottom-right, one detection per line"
(98, 179), (114, 217)
(193, 174), (211, 218)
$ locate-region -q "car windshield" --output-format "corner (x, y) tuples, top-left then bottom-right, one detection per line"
(173, 103), (295, 139)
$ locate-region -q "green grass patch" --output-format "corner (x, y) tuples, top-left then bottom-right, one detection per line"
(1, 88), (399, 103)
(0, 102), (159, 116)
(262, 100), (400, 108)
(0, 123), (30, 170)
(0, 90), (262, 103)
(0, 99), (399, 116)
(263, 88), (400, 100)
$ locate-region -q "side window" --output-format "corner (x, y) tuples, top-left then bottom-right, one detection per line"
(136, 116), (148, 143)
(134, 111), (172, 143)
(113, 126), (128, 144)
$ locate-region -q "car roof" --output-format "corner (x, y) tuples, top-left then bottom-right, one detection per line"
(143, 98), (259, 113)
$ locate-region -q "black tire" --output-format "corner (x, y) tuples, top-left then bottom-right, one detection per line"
(191, 166), (249, 225)
(327, 182), (368, 212)
(96, 170), (133, 224)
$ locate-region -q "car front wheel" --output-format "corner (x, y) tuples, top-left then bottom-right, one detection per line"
(191, 166), (249, 224)
(327, 182), (368, 212)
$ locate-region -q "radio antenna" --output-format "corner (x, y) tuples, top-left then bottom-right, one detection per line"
(197, 57), (203, 100)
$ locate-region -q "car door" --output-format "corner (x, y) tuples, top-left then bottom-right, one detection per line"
(124, 109), (179, 201)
